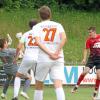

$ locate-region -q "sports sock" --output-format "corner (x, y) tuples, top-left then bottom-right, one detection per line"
(23, 79), (31, 93)
(95, 79), (100, 91)
(14, 77), (21, 98)
(34, 90), (43, 100)
(3, 76), (12, 94)
(55, 87), (65, 100)
(77, 74), (85, 86)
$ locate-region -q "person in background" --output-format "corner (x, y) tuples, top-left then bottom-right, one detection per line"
(71, 27), (100, 100)
(0, 38), (31, 99)
(12, 20), (38, 100)
(32, 6), (67, 100)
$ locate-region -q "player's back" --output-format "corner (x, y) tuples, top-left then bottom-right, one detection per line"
(20, 30), (39, 61)
(33, 20), (65, 62)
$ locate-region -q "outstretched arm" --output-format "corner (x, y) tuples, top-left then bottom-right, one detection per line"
(13, 43), (24, 63)
(7, 34), (12, 46)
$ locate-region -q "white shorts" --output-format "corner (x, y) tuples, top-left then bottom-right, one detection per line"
(35, 62), (64, 82)
(18, 58), (37, 77)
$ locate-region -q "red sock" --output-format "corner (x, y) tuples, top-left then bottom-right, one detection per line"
(95, 79), (100, 91)
(77, 74), (85, 86)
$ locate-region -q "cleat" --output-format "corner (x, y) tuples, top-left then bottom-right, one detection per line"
(12, 97), (18, 100)
(92, 91), (98, 100)
(20, 91), (29, 99)
(71, 85), (78, 93)
(1, 93), (6, 99)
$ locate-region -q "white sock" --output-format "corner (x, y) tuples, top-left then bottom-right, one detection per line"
(34, 90), (43, 100)
(55, 87), (65, 100)
(14, 77), (21, 98)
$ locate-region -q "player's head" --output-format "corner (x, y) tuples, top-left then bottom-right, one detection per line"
(38, 5), (51, 20)
(88, 26), (96, 38)
(29, 20), (38, 29)
(0, 38), (8, 49)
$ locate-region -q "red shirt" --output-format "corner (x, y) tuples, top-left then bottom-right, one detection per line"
(86, 34), (100, 57)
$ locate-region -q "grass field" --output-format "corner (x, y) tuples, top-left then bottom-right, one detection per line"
(0, 85), (94, 100)
(0, 9), (100, 64)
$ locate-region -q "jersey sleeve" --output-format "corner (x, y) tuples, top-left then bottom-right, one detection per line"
(20, 34), (26, 43)
(58, 24), (65, 33)
(85, 39), (90, 49)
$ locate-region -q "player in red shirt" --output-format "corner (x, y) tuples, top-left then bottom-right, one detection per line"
(71, 27), (100, 99)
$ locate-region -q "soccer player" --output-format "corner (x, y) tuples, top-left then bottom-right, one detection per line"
(0, 38), (31, 99)
(71, 27), (100, 99)
(32, 6), (67, 100)
(12, 20), (38, 100)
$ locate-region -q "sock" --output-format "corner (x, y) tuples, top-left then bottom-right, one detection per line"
(95, 79), (100, 91)
(3, 78), (11, 94)
(55, 87), (65, 100)
(23, 79), (31, 93)
(77, 74), (85, 86)
(14, 77), (21, 98)
(34, 90), (43, 100)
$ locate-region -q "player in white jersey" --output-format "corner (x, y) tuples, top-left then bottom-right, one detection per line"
(33, 6), (67, 100)
(12, 20), (38, 100)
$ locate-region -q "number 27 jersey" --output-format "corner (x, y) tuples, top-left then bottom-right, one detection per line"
(32, 20), (65, 62)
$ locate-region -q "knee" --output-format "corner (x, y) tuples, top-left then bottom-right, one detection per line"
(35, 80), (44, 90)
(54, 80), (63, 89)
(16, 72), (22, 77)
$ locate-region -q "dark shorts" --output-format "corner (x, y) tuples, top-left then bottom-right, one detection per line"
(86, 56), (100, 70)
(4, 64), (18, 76)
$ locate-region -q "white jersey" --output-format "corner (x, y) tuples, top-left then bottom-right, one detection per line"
(20, 30), (39, 61)
(32, 20), (65, 62)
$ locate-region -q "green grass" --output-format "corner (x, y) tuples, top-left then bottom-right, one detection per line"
(0, 85), (94, 100)
(0, 9), (100, 64)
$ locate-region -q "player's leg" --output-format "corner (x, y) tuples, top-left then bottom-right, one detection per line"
(93, 69), (100, 99)
(71, 66), (90, 93)
(20, 62), (37, 99)
(97, 84), (100, 98)
(54, 80), (65, 100)
(13, 72), (22, 99)
(72, 56), (94, 93)
(1, 74), (12, 99)
(50, 62), (65, 100)
(20, 73), (32, 99)
(34, 62), (50, 100)
(34, 80), (44, 100)
(22, 70), (31, 93)
(12, 59), (33, 99)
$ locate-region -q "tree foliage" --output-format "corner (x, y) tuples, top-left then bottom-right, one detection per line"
(0, 0), (100, 10)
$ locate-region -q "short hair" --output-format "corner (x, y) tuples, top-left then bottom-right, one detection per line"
(29, 20), (38, 29)
(88, 26), (96, 32)
(38, 6), (51, 20)
(0, 38), (7, 48)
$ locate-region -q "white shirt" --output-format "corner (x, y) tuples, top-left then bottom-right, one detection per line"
(32, 20), (65, 62)
(20, 30), (39, 61)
